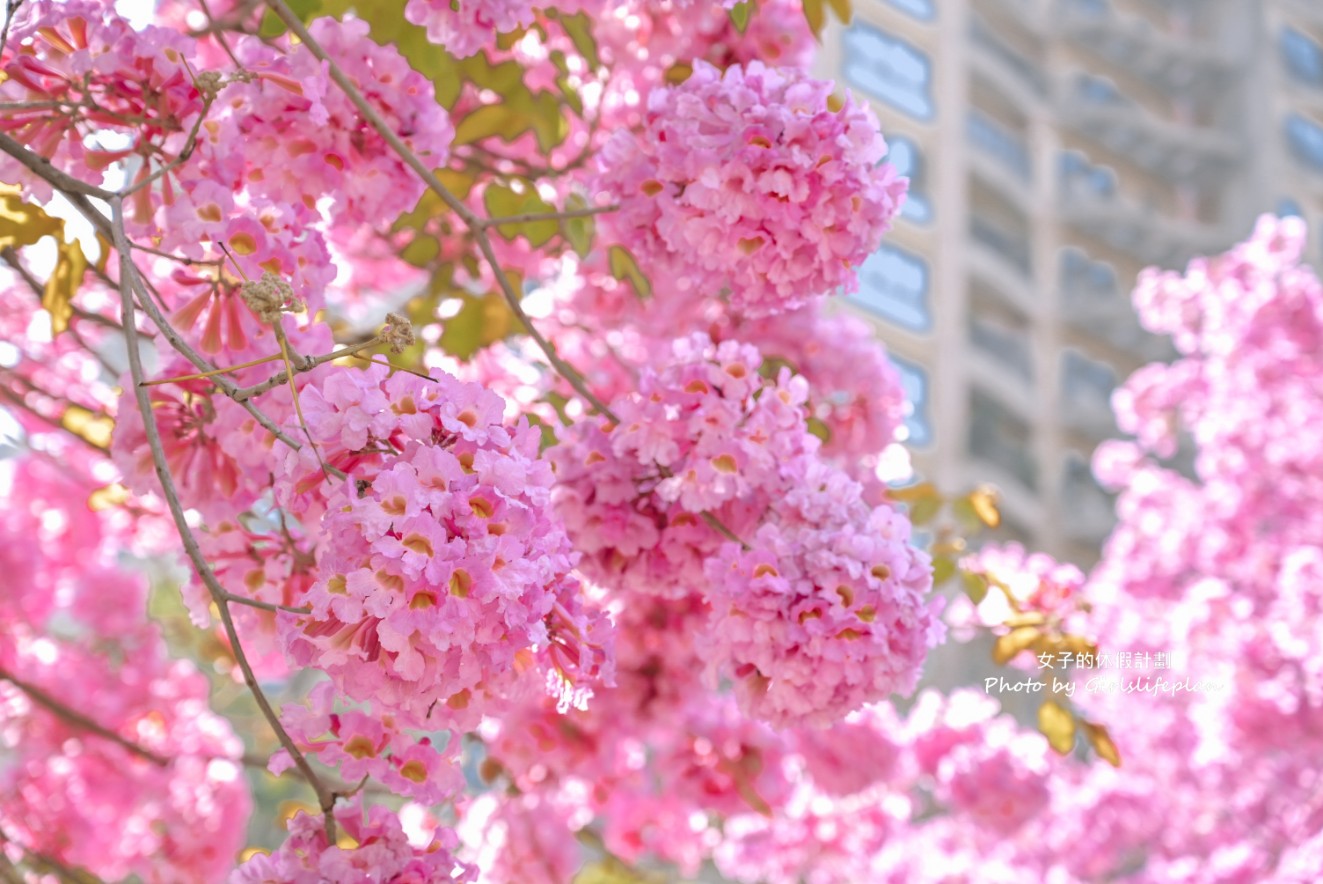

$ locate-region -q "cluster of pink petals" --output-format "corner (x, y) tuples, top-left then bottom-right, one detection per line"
(231, 799), (476, 883)
(404, 0), (540, 58)
(0, 1), (204, 200)
(596, 60), (907, 315)
(551, 334), (818, 599)
(704, 458), (942, 727)
(277, 363), (610, 727)
(275, 682), (464, 804)
(220, 18), (454, 229)
(0, 459), (249, 882)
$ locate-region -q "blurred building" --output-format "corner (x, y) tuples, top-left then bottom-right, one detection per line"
(816, 0), (1323, 565)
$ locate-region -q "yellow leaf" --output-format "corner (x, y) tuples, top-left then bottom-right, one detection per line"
(60, 404), (114, 450)
(563, 193), (595, 258)
(0, 191), (64, 249)
(802, 0), (826, 37)
(967, 485), (1002, 528)
(992, 626), (1041, 665)
(607, 245), (652, 300)
(43, 238), (87, 336)
(1038, 699), (1077, 755)
(887, 481), (939, 504)
(572, 857), (660, 884)
(826, 0), (853, 24)
(1082, 720), (1122, 767)
(400, 235), (440, 268)
(88, 483), (131, 511)
(931, 554), (956, 585)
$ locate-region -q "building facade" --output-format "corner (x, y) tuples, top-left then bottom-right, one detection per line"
(817, 0), (1323, 565)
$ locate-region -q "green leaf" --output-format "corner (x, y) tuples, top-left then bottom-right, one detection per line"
(554, 11), (601, 69)
(729, 1), (753, 33)
(1038, 700), (1077, 755)
(454, 103), (532, 146)
(400, 235), (440, 268)
(907, 495), (942, 526)
(562, 194), (595, 258)
(805, 415), (832, 443)
(440, 291), (519, 360)
(960, 569), (989, 605)
(258, 0), (322, 37)
(931, 554), (956, 585)
(607, 245), (653, 300)
(483, 183), (558, 247)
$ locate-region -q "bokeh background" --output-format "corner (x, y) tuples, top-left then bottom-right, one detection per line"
(811, 0), (1323, 571)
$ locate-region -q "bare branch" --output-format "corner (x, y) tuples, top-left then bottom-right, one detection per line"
(481, 203), (619, 228)
(108, 195), (340, 842)
(0, 666), (169, 766)
(0, 133), (115, 200)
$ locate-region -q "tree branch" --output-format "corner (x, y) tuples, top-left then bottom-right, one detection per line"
(0, 666), (169, 767)
(263, 0), (619, 423)
(108, 195), (340, 843)
(0, 133), (115, 200)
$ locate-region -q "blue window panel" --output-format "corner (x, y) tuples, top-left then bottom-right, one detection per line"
(1286, 114), (1323, 172)
(852, 245), (932, 333)
(886, 0), (935, 21)
(888, 354), (933, 447)
(842, 23), (934, 121)
(887, 136), (934, 224)
(1281, 26), (1323, 87)
(1278, 197), (1303, 218)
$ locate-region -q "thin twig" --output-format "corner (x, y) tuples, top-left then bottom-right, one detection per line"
(221, 591), (311, 616)
(0, 133), (115, 200)
(0, 666), (169, 766)
(263, 0), (618, 422)
(481, 203), (619, 228)
(108, 195), (339, 843)
(232, 338), (378, 401)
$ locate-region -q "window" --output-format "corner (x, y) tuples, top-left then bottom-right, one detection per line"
(1061, 350), (1118, 430)
(968, 387), (1037, 490)
(842, 23), (934, 121)
(969, 17), (1046, 96)
(1061, 452), (1115, 541)
(1277, 197), (1303, 218)
(888, 355), (933, 447)
(967, 109), (1031, 182)
(887, 136), (933, 224)
(852, 245), (932, 332)
(969, 314), (1032, 383)
(1286, 113), (1323, 172)
(1059, 150), (1117, 199)
(1075, 74), (1125, 105)
(970, 216), (1032, 276)
(887, 0), (935, 21)
(1281, 26), (1323, 87)
(1059, 248), (1118, 299)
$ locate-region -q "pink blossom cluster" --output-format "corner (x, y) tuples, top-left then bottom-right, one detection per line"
(551, 334), (819, 599)
(232, 799), (476, 883)
(277, 363), (611, 727)
(596, 61), (907, 315)
(0, 458), (249, 882)
(704, 459), (941, 726)
(0, 1), (204, 201)
(404, 0), (540, 59)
